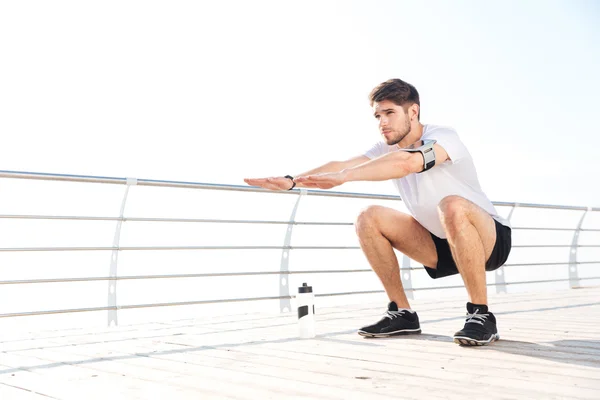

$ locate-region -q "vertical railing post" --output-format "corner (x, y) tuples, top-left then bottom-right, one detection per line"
(569, 208), (589, 289)
(495, 204), (517, 294)
(401, 255), (414, 299)
(279, 188), (307, 313)
(107, 177), (137, 327)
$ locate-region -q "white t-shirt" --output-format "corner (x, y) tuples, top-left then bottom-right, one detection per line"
(364, 124), (510, 238)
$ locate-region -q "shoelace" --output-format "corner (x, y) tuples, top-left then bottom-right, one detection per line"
(465, 310), (488, 325)
(385, 310), (406, 319)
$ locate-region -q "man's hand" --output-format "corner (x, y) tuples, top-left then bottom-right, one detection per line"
(244, 177), (295, 191)
(293, 171), (347, 190)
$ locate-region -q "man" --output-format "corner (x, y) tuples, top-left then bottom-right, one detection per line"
(244, 78), (511, 346)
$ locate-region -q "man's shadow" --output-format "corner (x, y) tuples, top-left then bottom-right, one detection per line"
(477, 339), (600, 369)
(368, 334), (600, 369)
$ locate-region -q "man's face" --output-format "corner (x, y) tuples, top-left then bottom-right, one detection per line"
(373, 99), (411, 146)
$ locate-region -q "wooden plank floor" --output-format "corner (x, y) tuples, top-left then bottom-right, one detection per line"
(1, 287), (599, 399)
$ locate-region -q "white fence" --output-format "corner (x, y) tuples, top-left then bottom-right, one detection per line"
(0, 170), (598, 331)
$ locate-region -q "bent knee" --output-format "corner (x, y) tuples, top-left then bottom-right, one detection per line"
(437, 195), (469, 223)
(355, 205), (386, 234)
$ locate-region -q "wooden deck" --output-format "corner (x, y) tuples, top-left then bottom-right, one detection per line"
(1, 287), (599, 399)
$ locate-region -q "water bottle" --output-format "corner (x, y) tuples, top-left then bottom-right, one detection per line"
(297, 282), (316, 338)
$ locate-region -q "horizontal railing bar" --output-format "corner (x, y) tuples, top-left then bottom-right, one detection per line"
(0, 296), (291, 318)
(0, 215), (121, 221)
(0, 170), (400, 201)
(503, 261), (600, 267)
(3, 215), (600, 236)
(3, 276), (599, 319)
(410, 277), (600, 292)
(1, 244), (599, 252)
(3, 214), (600, 232)
(0, 170), (126, 185)
(140, 179), (401, 200)
(2, 214), (600, 231)
(4, 261), (600, 285)
(2, 170), (598, 211)
(315, 290), (385, 297)
(0, 246), (364, 252)
(511, 227), (600, 232)
(0, 247), (116, 252)
(511, 245), (600, 248)
(0, 269), (376, 284)
(491, 201), (599, 211)
(0, 215), (354, 226)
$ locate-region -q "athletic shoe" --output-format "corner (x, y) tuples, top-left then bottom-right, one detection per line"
(358, 301), (421, 338)
(453, 302), (500, 346)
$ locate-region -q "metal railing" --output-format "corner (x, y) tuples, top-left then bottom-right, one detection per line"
(0, 169), (598, 322)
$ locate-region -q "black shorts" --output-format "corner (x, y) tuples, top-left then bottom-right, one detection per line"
(424, 219), (512, 279)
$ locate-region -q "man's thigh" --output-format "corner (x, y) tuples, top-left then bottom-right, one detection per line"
(440, 196), (498, 261)
(365, 205), (438, 268)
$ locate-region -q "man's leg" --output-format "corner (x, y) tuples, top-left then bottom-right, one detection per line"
(355, 205), (438, 309)
(437, 195), (501, 346)
(437, 196), (497, 305)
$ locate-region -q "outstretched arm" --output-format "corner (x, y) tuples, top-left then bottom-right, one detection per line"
(244, 155), (370, 191)
(294, 144), (449, 189)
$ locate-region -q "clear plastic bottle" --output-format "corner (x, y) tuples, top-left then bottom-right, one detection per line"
(297, 282), (316, 338)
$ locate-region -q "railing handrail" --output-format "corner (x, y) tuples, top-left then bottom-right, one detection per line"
(1, 169), (598, 211)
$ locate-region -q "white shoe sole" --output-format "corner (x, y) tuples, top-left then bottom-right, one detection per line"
(453, 333), (500, 346)
(358, 328), (422, 338)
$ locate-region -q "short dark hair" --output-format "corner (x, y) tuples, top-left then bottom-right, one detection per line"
(369, 79), (420, 120)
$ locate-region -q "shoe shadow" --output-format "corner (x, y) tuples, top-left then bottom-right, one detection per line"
(362, 333), (454, 343)
(476, 339), (600, 369)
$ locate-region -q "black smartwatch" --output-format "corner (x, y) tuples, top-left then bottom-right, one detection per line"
(284, 175), (296, 190)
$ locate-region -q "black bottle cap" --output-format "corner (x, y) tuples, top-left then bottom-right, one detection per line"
(298, 282), (312, 293)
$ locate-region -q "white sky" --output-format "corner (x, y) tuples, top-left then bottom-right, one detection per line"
(1, 0), (599, 207)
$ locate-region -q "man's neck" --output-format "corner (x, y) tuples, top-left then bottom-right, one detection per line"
(396, 123), (424, 149)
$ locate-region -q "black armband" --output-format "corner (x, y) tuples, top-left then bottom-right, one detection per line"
(399, 139), (437, 172)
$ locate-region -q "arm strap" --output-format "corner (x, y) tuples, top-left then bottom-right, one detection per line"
(399, 139), (437, 173)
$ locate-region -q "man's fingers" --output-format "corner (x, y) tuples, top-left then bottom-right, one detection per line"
(245, 178), (276, 190)
(300, 182), (321, 188)
(295, 176), (321, 183)
(297, 177), (331, 185)
(244, 178), (267, 185)
(300, 182), (332, 189)
(266, 177), (284, 187)
(259, 179), (280, 190)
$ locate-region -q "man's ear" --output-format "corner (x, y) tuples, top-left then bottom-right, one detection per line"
(410, 103), (420, 121)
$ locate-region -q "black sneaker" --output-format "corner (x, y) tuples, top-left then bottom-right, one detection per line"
(358, 301), (421, 338)
(453, 302), (500, 346)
